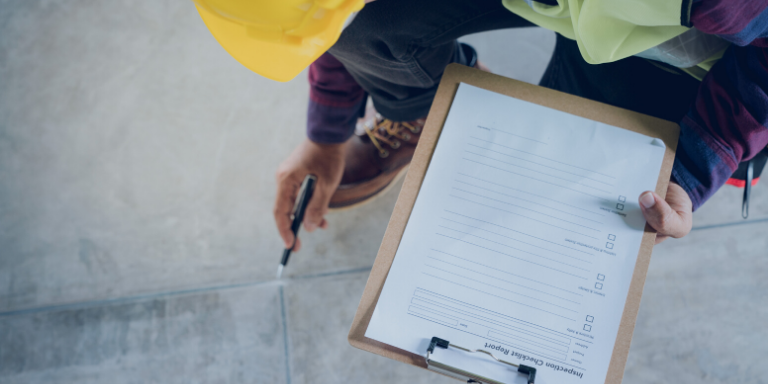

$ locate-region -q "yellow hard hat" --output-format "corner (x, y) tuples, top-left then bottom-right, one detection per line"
(195, 0), (365, 82)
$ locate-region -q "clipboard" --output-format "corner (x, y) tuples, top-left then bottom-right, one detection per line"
(348, 63), (680, 383)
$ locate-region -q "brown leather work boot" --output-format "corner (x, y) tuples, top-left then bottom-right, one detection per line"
(329, 43), (487, 210)
(329, 113), (425, 209)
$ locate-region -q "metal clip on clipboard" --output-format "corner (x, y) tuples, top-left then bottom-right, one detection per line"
(425, 337), (537, 384)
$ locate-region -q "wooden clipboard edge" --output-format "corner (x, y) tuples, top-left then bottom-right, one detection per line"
(346, 63), (458, 369)
(348, 64), (680, 383)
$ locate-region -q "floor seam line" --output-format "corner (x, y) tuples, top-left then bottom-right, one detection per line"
(0, 280), (273, 318)
(0, 266), (375, 317)
(280, 286), (292, 384)
(293, 266), (374, 280)
(691, 217), (768, 231)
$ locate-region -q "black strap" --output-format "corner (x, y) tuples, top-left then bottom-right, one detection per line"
(680, 0), (694, 27)
(743, 159), (754, 219)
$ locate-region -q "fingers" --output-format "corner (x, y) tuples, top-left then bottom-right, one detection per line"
(639, 189), (692, 240)
(304, 178), (334, 232)
(273, 139), (345, 248)
(273, 175), (301, 249)
(292, 236), (302, 252)
(654, 235), (669, 245)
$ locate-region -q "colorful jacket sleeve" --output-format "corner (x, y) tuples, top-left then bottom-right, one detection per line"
(306, 53), (366, 144)
(673, 0), (768, 210)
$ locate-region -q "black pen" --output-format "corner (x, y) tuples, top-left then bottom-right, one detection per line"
(277, 174), (317, 279)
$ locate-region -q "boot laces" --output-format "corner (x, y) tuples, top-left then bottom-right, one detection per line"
(363, 113), (422, 158)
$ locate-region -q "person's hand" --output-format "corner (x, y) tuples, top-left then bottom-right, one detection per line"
(638, 182), (693, 244)
(274, 139), (345, 252)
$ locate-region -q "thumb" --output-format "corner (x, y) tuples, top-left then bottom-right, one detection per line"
(303, 179), (333, 232)
(639, 191), (687, 239)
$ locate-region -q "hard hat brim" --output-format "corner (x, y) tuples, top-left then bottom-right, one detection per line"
(196, 4), (355, 82)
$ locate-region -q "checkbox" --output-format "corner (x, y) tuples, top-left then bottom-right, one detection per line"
(586, 315), (594, 323)
(583, 324), (592, 332)
(618, 195), (626, 203)
(595, 282), (603, 290)
(616, 203), (625, 210)
(606, 242), (614, 249)
(608, 234), (616, 241)
(597, 273), (605, 281)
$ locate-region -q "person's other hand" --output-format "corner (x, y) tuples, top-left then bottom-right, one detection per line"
(273, 139), (345, 252)
(638, 182), (693, 244)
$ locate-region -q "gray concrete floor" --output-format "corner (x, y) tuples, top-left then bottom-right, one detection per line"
(1, 1), (766, 383)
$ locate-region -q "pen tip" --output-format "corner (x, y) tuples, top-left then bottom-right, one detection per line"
(276, 265), (283, 279)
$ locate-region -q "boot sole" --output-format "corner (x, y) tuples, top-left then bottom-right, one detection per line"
(328, 165), (410, 212)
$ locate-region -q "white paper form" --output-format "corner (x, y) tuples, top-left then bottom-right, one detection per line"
(365, 84), (667, 384)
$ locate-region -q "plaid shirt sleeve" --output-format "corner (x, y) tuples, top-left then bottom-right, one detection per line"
(673, 0), (768, 210)
(305, 53), (366, 144)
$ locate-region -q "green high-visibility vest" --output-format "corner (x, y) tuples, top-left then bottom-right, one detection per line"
(503, 0), (729, 79)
